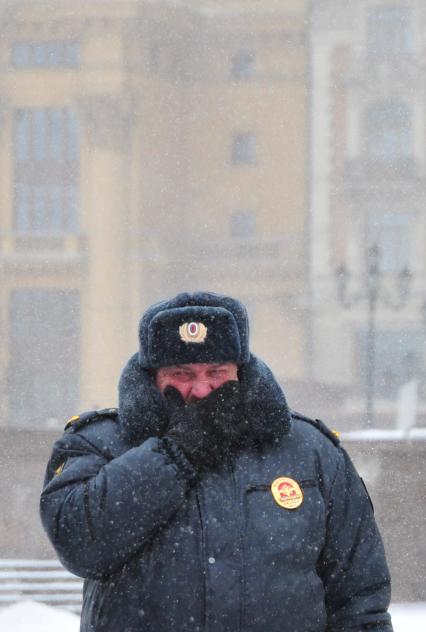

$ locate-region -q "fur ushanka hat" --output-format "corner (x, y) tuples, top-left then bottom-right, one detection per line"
(138, 291), (250, 368)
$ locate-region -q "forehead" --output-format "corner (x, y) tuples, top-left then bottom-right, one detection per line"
(158, 362), (236, 374)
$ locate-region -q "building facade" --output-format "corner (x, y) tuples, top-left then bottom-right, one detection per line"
(310, 0), (426, 429)
(1, 0), (424, 602)
(0, 0), (309, 432)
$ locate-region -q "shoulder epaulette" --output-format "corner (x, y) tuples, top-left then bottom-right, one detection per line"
(291, 411), (340, 446)
(64, 408), (118, 432)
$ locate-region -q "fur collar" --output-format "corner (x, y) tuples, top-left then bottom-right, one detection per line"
(118, 353), (292, 447)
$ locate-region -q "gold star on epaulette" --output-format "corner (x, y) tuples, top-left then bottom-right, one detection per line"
(54, 462), (65, 476)
(67, 415), (80, 425)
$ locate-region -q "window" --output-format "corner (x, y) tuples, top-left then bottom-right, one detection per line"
(12, 40), (80, 68)
(358, 330), (424, 400)
(13, 107), (79, 232)
(231, 51), (255, 80)
(149, 45), (160, 71)
(367, 5), (412, 59)
(231, 132), (256, 165)
(364, 101), (411, 166)
(8, 289), (80, 426)
(366, 211), (410, 272)
(230, 210), (256, 239)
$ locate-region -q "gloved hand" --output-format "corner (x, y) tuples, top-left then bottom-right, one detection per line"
(164, 381), (250, 470)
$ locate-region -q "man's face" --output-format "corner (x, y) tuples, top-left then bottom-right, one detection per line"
(155, 362), (239, 403)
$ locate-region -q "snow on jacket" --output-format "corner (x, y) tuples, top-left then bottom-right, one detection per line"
(40, 354), (393, 632)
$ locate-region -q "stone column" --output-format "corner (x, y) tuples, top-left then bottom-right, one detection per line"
(78, 93), (135, 409)
(0, 98), (12, 425)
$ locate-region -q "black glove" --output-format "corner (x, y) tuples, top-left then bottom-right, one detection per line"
(164, 381), (250, 470)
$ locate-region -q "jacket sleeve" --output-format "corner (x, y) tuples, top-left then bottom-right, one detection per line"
(319, 448), (393, 632)
(40, 430), (195, 579)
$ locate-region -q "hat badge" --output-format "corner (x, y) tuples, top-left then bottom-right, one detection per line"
(179, 321), (208, 344)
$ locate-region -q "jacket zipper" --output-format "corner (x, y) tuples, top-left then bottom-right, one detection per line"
(195, 492), (208, 631)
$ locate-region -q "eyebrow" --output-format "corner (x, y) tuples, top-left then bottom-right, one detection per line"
(171, 363), (228, 370)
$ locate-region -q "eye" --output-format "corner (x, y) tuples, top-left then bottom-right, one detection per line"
(172, 370), (191, 382)
(209, 369), (225, 378)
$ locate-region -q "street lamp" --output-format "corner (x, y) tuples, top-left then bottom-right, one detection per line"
(335, 243), (412, 427)
(420, 298), (426, 328)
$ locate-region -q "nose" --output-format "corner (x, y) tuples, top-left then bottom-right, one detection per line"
(190, 379), (213, 400)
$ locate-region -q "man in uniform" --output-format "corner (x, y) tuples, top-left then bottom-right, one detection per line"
(40, 291), (393, 632)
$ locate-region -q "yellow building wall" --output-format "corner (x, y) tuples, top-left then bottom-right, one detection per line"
(0, 0), (308, 426)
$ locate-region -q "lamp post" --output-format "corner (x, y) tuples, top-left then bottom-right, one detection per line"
(335, 244), (412, 427)
(421, 299), (426, 328)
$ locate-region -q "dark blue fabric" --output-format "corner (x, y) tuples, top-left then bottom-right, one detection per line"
(138, 291), (250, 367)
(40, 356), (392, 632)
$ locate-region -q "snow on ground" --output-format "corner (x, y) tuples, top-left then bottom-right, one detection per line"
(342, 427), (426, 441)
(0, 601), (424, 631)
(0, 601), (79, 632)
(390, 602), (426, 632)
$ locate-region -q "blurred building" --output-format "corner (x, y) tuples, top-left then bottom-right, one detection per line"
(0, 0), (308, 432)
(310, 0), (426, 429)
(0, 0), (424, 603)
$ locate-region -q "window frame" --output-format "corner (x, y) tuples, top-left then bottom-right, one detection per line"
(13, 106), (80, 233)
(11, 39), (81, 69)
(231, 132), (257, 165)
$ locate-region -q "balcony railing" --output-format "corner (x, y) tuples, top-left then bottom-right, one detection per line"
(348, 55), (421, 90)
(344, 157), (422, 181)
(0, 232), (87, 259)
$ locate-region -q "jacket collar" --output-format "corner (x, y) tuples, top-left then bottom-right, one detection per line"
(118, 353), (292, 447)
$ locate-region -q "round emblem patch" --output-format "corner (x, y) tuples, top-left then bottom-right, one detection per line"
(179, 322), (208, 343)
(271, 477), (304, 510)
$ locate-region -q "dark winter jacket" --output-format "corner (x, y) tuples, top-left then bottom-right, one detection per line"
(40, 354), (393, 632)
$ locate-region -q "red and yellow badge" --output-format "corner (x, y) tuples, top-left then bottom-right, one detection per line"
(271, 477), (304, 510)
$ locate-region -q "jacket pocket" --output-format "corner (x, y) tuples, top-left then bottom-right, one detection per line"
(246, 478), (317, 492)
(243, 479), (326, 560)
(244, 478), (325, 541)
